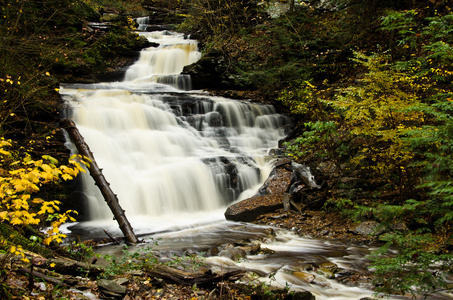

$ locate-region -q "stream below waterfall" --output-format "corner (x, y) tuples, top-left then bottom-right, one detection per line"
(60, 28), (453, 300)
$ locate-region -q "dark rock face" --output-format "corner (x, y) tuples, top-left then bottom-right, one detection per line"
(225, 159), (327, 222)
(182, 50), (240, 90)
(257, 162), (293, 195)
(224, 194), (284, 222)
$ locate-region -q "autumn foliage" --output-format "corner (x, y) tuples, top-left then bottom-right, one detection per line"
(0, 138), (88, 261)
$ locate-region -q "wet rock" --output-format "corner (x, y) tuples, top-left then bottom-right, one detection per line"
(292, 271), (316, 283)
(298, 263), (316, 271)
(204, 111), (222, 127)
(316, 267), (335, 279)
(97, 279), (126, 294)
(259, 247), (276, 254)
(224, 194), (284, 222)
(207, 247), (219, 256)
(353, 221), (384, 236)
(250, 243), (261, 255)
(218, 247), (247, 261)
(320, 262), (338, 273)
(238, 243), (261, 255)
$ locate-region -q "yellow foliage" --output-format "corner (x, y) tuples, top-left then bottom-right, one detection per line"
(333, 52), (424, 179)
(0, 137), (86, 258)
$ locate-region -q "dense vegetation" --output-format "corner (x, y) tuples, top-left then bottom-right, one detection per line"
(177, 0), (453, 297)
(1, 0), (452, 298)
(0, 0), (147, 298)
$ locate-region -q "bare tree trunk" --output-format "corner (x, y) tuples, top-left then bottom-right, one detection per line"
(288, 0), (295, 12)
(60, 119), (139, 244)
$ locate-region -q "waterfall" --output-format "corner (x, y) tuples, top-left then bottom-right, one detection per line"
(136, 17), (150, 31)
(60, 30), (289, 231)
(123, 32), (200, 90)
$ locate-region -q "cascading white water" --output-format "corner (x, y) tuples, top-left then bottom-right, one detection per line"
(123, 32), (200, 90)
(135, 17), (149, 31)
(60, 31), (289, 232)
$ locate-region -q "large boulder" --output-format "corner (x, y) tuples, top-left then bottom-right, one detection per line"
(257, 159), (293, 195)
(225, 159), (326, 222)
(224, 194), (284, 222)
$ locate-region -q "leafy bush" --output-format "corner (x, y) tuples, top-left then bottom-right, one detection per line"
(0, 137), (88, 266)
(370, 232), (453, 298)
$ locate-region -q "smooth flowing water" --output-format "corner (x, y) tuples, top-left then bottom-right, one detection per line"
(61, 31), (288, 233)
(60, 30), (452, 300)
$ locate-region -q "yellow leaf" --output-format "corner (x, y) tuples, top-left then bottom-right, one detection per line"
(61, 173), (73, 181)
(11, 217), (22, 225)
(0, 211), (8, 220)
(33, 198), (44, 204)
(0, 149), (11, 156)
(0, 140), (12, 147)
(40, 163), (53, 173)
(42, 155), (58, 165)
(21, 194), (31, 201)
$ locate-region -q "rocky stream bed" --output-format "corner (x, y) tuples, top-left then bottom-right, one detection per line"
(1, 156), (398, 300)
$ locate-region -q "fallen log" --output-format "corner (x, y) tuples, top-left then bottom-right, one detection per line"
(60, 119), (139, 244)
(45, 256), (104, 277)
(15, 268), (69, 287)
(146, 264), (245, 286)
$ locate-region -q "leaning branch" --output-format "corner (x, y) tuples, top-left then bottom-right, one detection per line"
(60, 119), (139, 244)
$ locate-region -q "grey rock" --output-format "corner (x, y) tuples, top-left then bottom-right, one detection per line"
(97, 279), (126, 294)
(218, 247), (247, 261)
(354, 221), (384, 236)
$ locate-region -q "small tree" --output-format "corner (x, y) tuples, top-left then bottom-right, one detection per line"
(332, 52), (423, 191)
